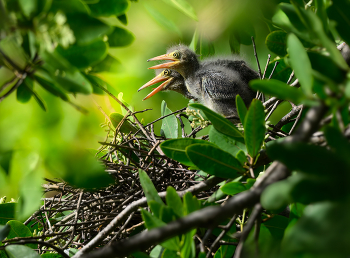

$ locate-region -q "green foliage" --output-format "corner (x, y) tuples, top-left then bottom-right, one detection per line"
(160, 101), (178, 139)
(5, 245), (41, 258)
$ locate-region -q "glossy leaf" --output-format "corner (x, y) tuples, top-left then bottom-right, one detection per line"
(166, 187), (184, 217)
(281, 201), (350, 256)
(88, 0), (129, 17)
(16, 78), (33, 103)
(140, 209), (180, 251)
(0, 225), (10, 241)
(56, 40), (108, 70)
(108, 27), (135, 47)
(160, 101), (178, 139)
(250, 79), (304, 104)
(221, 182), (246, 195)
(161, 0), (198, 21)
(287, 34), (313, 96)
(139, 170), (164, 206)
(160, 138), (209, 167)
(5, 245), (40, 258)
(189, 103), (244, 140)
(235, 95), (247, 124)
(6, 220), (33, 239)
(66, 13), (112, 44)
(186, 144), (245, 178)
(267, 142), (350, 178)
(109, 113), (137, 134)
(209, 127), (247, 157)
(144, 3), (181, 36)
(0, 203), (16, 225)
(183, 192), (200, 215)
(235, 150), (246, 165)
(328, 0), (350, 46)
(244, 99), (266, 159)
(34, 71), (68, 101)
(265, 30), (287, 57)
(91, 55), (121, 73)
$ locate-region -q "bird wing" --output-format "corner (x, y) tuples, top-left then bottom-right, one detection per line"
(200, 70), (241, 100)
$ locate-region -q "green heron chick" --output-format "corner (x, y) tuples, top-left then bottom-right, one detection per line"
(138, 69), (194, 100)
(147, 44), (257, 118)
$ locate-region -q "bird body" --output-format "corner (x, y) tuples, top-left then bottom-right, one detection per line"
(142, 44), (258, 120)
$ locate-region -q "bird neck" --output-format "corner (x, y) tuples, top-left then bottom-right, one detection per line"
(178, 58), (200, 79)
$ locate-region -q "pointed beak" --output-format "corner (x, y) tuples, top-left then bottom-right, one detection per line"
(143, 78), (174, 100)
(138, 74), (168, 92)
(148, 60), (180, 70)
(147, 53), (177, 62)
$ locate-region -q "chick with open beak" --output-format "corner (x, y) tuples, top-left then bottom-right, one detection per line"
(138, 69), (195, 100)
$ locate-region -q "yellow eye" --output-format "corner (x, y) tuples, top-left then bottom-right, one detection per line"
(164, 69), (170, 76)
(173, 52), (180, 59)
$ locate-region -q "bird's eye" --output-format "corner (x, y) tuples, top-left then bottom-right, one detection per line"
(173, 52), (180, 59)
(164, 69), (170, 75)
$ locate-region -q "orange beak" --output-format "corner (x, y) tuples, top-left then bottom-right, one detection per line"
(147, 53), (177, 62)
(142, 78), (174, 100)
(138, 73), (168, 92)
(148, 61), (180, 70)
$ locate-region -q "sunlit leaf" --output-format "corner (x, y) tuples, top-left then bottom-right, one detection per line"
(265, 30), (287, 57)
(244, 99), (266, 159)
(160, 138), (212, 167)
(108, 27), (135, 47)
(166, 187), (184, 217)
(88, 0), (129, 17)
(235, 95), (247, 124)
(160, 100), (178, 139)
(186, 144), (245, 178)
(139, 170), (164, 206)
(109, 113), (137, 134)
(5, 245), (40, 258)
(189, 103), (244, 140)
(221, 182), (246, 195)
(250, 79), (304, 104)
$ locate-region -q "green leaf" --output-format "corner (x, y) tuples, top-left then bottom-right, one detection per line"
(328, 0), (350, 46)
(6, 220), (33, 239)
(323, 126), (350, 167)
(265, 30), (287, 57)
(166, 187), (184, 217)
(144, 3), (181, 37)
(18, 0), (37, 19)
(281, 201), (350, 256)
(108, 27), (135, 47)
(160, 138), (212, 167)
(160, 101), (178, 139)
(56, 39), (108, 70)
(66, 13), (112, 44)
(287, 33), (313, 96)
(235, 150), (246, 165)
(31, 90), (47, 111)
(41, 253), (65, 258)
(261, 179), (292, 212)
(186, 144), (245, 178)
(199, 36), (215, 59)
(250, 79), (304, 104)
(189, 29), (199, 52)
(117, 14), (127, 25)
(109, 113), (137, 134)
(161, 0), (198, 21)
(139, 170), (164, 206)
(5, 245), (40, 258)
(140, 209), (180, 251)
(55, 71), (93, 95)
(265, 59), (293, 83)
(34, 71), (68, 101)
(183, 192), (199, 215)
(214, 245), (235, 258)
(209, 127), (247, 157)
(90, 55), (121, 73)
(83, 74), (109, 95)
(16, 78), (33, 103)
(88, 0), (129, 17)
(244, 99), (266, 159)
(0, 203), (16, 225)
(189, 103), (244, 140)
(229, 32), (240, 54)
(267, 142), (350, 178)
(235, 95), (247, 125)
(308, 52), (346, 83)
(0, 225), (10, 241)
(131, 252), (150, 258)
(221, 182), (246, 195)
(263, 215), (289, 240)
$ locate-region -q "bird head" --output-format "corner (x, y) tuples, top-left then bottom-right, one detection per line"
(138, 69), (184, 100)
(147, 44), (199, 78)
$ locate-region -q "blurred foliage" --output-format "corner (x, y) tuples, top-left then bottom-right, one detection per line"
(1, 0), (350, 257)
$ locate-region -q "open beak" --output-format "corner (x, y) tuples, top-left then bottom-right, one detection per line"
(147, 53), (177, 62)
(148, 60), (180, 70)
(142, 78), (174, 100)
(138, 74), (168, 92)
